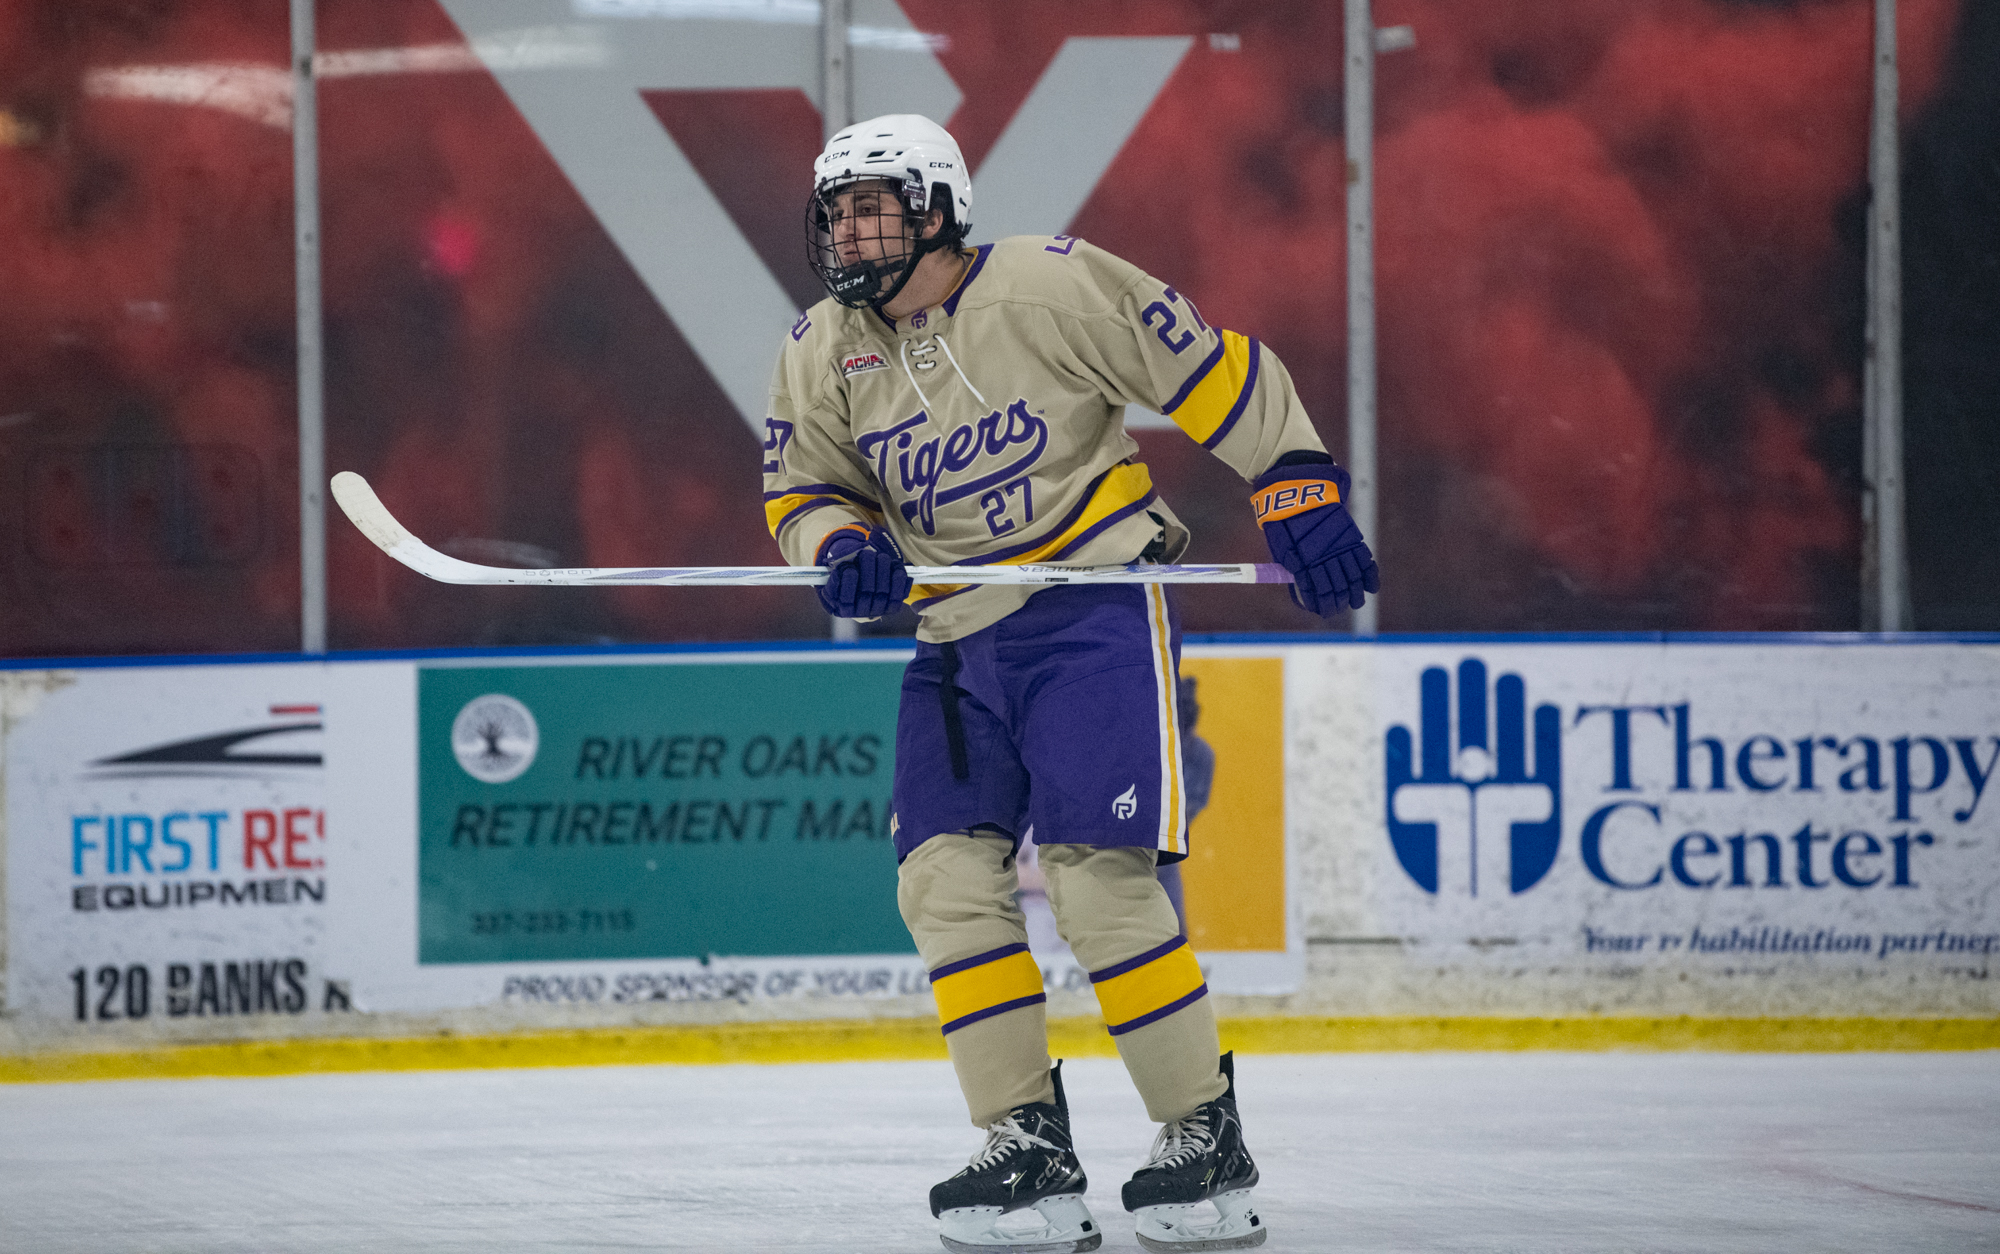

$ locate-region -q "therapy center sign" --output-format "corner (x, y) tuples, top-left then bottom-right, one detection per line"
(1374, 646), (2000, 966)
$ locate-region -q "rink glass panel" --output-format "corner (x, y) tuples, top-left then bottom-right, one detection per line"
(0, 5), (300, 656)
(417, 662), (909, 962)
(4, 1), (1995, 659)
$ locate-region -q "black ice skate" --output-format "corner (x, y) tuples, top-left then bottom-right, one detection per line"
(931, 1062), (1100, 1254)
(1121, 1052), (1266, 1252)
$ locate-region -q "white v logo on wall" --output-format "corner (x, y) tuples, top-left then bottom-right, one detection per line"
(434, 0), (1192, 430)
(1374, 647), (2000, 968)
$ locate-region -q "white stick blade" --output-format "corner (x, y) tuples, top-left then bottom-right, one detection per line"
(330, 471), (409, 557)
(330, 471), (493, 584)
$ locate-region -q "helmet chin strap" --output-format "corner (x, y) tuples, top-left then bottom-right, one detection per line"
(831, 224), (951, 312)
(860, 244), (926, 312)
(821, 252), (908, 308)
(879, 231), (965, 312)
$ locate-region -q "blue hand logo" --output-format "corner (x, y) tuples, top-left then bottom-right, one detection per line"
(1386, 659), (1561, 895)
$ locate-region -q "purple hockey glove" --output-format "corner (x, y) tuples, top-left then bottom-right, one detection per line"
(1252, 457), (1379, 615)
(815, 525), (912, 619)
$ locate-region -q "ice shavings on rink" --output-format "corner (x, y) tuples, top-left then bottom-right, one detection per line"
(2, 1052), (1997, 1253)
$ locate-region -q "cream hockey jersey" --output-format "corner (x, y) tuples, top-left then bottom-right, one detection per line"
(763, 235), (1328, 642)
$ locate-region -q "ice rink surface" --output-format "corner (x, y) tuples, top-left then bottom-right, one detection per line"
(4, 1051), (1997, 1253)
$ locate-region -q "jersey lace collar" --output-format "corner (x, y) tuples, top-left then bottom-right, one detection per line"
(873, 244), (995, 334)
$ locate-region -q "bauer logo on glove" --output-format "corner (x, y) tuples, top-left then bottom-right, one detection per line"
(1249, 479), (1337, 524)
(1251, 455), (1379, 616)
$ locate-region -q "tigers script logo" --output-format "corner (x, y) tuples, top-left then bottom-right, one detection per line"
(855, 401), (1049, 535)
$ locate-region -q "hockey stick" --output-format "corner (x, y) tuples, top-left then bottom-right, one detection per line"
(330, 472), (1293, 588)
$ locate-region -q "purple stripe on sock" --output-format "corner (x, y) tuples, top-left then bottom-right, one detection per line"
(929, 941), (1030, 982)
(1199, 338), (1261, 451)
(941, 993), (1047, 1036)
(1104, 984), (1209, 1037)
(1161, 339), (1226, 415)
(1088, 935), (1187, 985)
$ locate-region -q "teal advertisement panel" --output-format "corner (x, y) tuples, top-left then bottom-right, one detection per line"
(418, 662), (909, 963)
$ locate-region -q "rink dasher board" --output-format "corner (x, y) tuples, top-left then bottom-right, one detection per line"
(1290, 640), (1999, 1013)
(2, 637), (1996, 1047)
(0, 645), (1302, 1044)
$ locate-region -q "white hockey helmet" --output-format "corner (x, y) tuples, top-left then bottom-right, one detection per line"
(806, 114), (972, 308)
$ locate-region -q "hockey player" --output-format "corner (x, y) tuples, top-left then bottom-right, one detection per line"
(763, 115), (1377, 1253)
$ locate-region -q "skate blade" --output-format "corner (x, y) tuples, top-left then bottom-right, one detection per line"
(1133, 1188), (1267, 1252)
(940, 1194), (1102, 1254)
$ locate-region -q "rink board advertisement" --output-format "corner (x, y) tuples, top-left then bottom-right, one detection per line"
(1, 646), (1300, 1041)
(417, 662), (907, 964)
(5, 640), (1996, 1045)
(1304, 643), (2000, 982)
(1, 665), (342, 1031)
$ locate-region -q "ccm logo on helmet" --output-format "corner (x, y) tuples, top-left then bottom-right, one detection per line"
(842, 352), (891, 377)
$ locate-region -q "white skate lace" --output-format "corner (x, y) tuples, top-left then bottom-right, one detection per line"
(966, 1114), (1058, 1171)
(1140, 1109), (1216, 1172)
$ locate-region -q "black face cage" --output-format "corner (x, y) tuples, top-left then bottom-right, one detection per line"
(804, 179), (964, 310)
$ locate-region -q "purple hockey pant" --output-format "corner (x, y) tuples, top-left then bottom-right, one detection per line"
(891, 584), (1190, 864)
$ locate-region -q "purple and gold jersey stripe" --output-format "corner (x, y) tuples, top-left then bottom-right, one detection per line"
(1089, 936), (1208, 1036)
(981, 463), (1159, 565)
(1163, 331), (1261, 450)
(930, 941), (1047, 1035)
(906, 463), (1158, 606)
(940, 243), (994, 318)
(763, 483), (882, 539)
(908, 583), (978, 612)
